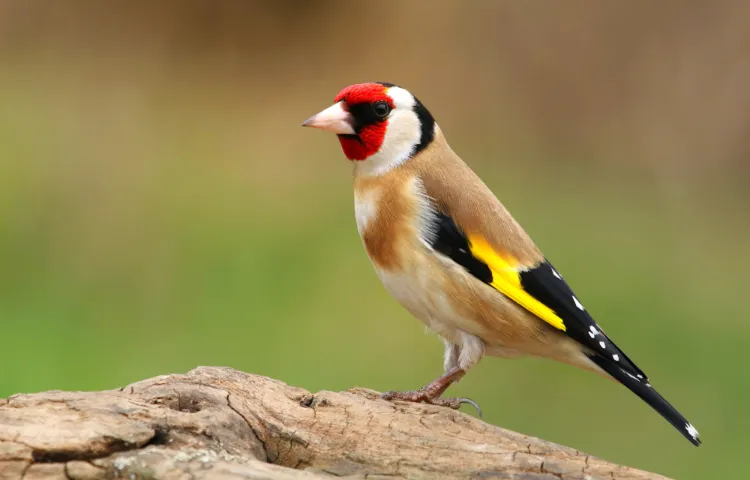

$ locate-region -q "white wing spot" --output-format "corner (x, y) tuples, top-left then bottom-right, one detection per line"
(588, 326), (600, 338)
(685, 423), (699, 440)
(612, 354), (620, 361)
(573, 296), (584, 310)
(636, 374), (643, 379)
(552, 269), (562, 280)
(599, 341), (606, 349)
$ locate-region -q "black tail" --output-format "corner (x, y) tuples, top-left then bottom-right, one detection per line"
(588, 355), (701, 446)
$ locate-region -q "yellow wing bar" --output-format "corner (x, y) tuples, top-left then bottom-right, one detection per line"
(467, 234), (567, 332)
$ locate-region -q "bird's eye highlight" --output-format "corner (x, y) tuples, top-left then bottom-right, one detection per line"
(373, 101), (391, 118)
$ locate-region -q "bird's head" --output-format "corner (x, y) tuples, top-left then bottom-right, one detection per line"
(303, 82), (435, 173)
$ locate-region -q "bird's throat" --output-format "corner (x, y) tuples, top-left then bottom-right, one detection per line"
(337, 123), (386, 161)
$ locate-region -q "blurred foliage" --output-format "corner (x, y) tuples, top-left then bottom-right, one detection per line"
(1, 2), (749, 478)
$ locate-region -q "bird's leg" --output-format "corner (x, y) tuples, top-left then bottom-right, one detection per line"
(381, 366), (482, 415)
(381, 367), (464, 404)
(443, 340), (460, 373)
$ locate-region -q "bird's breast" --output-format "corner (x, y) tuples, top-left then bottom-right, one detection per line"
(353, 174), (435, 271)
(353, 173), (464, 338)
(352, 172), (551, 349)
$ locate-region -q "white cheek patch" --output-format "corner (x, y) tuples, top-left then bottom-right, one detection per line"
(353, 87), (422, 177)
(354, 109), (422, 177)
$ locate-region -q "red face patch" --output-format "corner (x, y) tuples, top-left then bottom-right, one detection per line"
(334, 83), (395, 161)
(334, 83), (392, 106)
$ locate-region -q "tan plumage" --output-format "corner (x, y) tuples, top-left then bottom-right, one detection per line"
(353, 127), (586, 373)
(303, 82), (701, 446)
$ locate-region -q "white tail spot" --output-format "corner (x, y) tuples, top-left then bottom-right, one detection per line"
(685, 423), (699, 440)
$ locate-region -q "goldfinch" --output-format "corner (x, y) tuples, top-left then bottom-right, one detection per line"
(302, 82), (701, 446)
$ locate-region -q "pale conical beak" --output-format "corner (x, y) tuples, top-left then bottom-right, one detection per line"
(302, 102), (356, 135)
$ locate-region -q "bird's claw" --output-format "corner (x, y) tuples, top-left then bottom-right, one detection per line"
(454, 397), (483, 418)
(380, 390), (482, 417)
(432, 396), (483, 417)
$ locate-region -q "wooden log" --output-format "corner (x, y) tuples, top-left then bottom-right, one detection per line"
(0, 367), (670, 479)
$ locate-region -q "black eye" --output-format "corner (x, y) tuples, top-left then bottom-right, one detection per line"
(372, 101), (391, 118)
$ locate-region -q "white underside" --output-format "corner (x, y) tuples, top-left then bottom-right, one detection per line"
(355, 177), (489, 372)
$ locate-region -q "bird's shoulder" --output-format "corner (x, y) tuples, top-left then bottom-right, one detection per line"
(407, 139), (543, 267)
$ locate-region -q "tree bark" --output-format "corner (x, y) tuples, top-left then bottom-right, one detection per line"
(0, 367), (670, 479)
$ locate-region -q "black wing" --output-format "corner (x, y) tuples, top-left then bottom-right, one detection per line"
(429, 211), (645, 379)
(519, 262), (646, 380)
(428, 210), (701, 446)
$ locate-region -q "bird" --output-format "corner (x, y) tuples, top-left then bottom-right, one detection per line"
(301, 82), (701, 446)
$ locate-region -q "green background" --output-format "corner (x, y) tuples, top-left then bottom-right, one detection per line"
(1, 2), (749, 478)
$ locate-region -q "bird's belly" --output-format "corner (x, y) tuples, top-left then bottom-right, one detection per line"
(372, 247), (559, 358)
(371, 254), (477, 345)
(375, 266), (455, 339)
(353, 175), (546, 352)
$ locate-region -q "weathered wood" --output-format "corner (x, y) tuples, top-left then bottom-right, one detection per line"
(0, 367), (670, 479)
